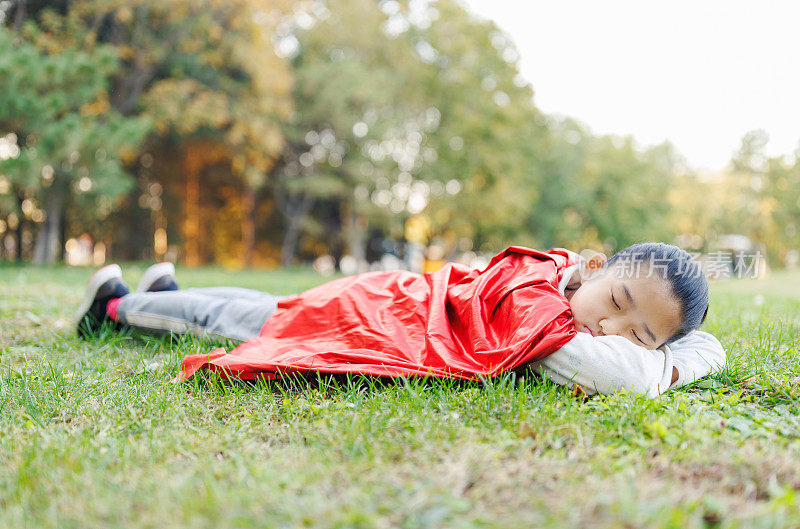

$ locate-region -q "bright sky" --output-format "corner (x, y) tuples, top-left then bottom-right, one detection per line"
(462, 0), (800, 171)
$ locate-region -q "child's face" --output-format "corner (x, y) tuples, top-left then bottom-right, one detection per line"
(569, 263), (682, 348)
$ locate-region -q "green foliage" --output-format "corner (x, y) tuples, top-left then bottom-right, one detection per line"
(1, 0), (797, 264)
(409, 0), (545, 248)
(274, 0), (689, 258)
(0, 27), (149, 209)
(523, 118), (679, 252)
(669, 129), (800, 265)
(1, 0), (295, 263)
(275, 0), (418, 248)
(116, 0), (293, 175)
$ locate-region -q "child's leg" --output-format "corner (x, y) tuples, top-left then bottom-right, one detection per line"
(114, 289), (283, 341)
(182, 287), (288, 302)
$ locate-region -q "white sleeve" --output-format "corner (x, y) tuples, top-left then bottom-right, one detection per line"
(532, 333), (670, 397)
(668, 330), (727, 389)
(531, 330), (726, 398)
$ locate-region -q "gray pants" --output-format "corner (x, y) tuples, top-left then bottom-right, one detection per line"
(116, 287), (284, 341)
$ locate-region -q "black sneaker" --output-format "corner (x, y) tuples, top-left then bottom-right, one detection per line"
(136, 262), (179, 293)
(74, 264), (130, 338)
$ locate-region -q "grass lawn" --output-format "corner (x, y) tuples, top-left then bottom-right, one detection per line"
(2, 263), (800, 528)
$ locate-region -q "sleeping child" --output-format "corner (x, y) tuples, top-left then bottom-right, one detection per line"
(74, 242), (725, 397)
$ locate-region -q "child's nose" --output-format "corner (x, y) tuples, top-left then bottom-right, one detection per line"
(598, 317), (620, 336)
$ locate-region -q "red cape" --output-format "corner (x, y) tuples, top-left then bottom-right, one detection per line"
(176, 247), (579, 382)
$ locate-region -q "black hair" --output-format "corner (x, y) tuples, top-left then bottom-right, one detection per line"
(606, 242), (709, 344)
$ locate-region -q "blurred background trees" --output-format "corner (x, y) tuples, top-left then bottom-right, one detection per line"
(1, 0), (798, 268)
(0, 25), (148, 263)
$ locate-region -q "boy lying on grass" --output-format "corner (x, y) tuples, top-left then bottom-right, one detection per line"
(75, 242), (725, 397)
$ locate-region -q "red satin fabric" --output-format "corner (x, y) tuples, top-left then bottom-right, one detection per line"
(176, 247), (580, 382)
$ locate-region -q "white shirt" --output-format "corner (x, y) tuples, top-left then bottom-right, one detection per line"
(527, 264), (727, 397)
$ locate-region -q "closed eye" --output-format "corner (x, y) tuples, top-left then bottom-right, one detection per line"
(632, 330), (646, 345)
(611, 291), (620, 310)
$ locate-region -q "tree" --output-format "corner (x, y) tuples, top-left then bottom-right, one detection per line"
(273, 0), (552, 264)
(270, 0), (429, 264)
(0, 27), (149, 263)
(523, 117), (682, 253)
(8, 0), (294, 265)
(406, 0), (545, 251)
(728, 130), (800, 265)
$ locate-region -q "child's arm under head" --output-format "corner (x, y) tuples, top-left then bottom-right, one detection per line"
(667, 330), (727, 389)
(530, 330), (726, 397)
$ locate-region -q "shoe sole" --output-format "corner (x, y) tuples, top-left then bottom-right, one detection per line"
(73, 264), (123, 326)
(136, 262), (176, 293)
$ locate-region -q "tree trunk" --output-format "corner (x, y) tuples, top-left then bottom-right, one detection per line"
(341, 200), (367, 264)
(13, 0), (26, 32)
(280, 193), (314, 267)
(184, 163), (201, 266)
(33, 188), (65, 264)
(242, 185), (256, 268)
(13, 190), (24, 262)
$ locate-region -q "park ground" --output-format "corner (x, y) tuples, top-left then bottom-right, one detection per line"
(1, 264), (800, 528)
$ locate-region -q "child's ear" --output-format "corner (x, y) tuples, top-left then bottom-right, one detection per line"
(582, 253), (608, 279)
